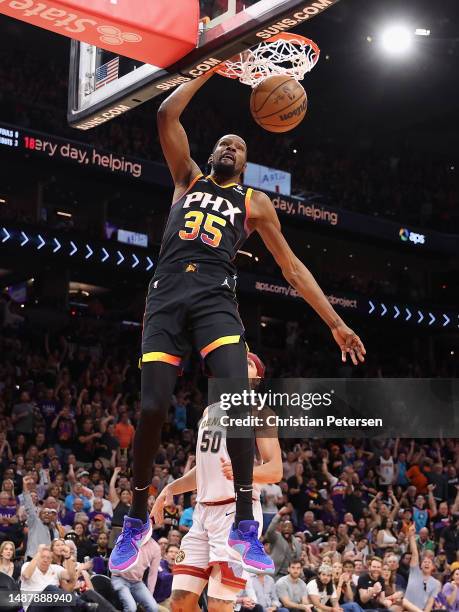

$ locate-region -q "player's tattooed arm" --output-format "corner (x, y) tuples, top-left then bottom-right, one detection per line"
(157, 74), (213, 190)
(249, 190), (366, 365)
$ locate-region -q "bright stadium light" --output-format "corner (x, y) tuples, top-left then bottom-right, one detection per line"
(381, 24), (413, 56)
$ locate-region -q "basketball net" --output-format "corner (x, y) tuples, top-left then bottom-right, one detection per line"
(216, 33), (320, 87)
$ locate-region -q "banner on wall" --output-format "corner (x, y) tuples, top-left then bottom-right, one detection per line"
(1, 121), (458, 255)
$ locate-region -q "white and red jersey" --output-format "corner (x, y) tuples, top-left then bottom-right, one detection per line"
(379, 455), (395, 485)
(196, 403), (261, 504)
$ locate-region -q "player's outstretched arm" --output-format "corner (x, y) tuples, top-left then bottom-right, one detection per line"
(157, 74), (213, 190)
(150, 466), (197, 524)
(249, 191), (366, 365)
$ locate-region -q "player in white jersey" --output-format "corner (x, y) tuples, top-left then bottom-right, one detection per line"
(151, 353), (282, 612)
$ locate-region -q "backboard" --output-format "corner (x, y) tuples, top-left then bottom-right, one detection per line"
(68, 0), (340, 131)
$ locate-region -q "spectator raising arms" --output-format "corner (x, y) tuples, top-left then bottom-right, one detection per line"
(403, 523), (441, 612)
(23, 476), (63, 560)
(266, 507), (302, 578)
(108, 466), (132, 548)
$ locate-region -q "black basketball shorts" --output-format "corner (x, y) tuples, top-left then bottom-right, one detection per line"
(141, 261), (245, 367)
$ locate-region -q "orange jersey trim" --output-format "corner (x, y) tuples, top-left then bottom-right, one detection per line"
(244, 187), (253, 234)
(172, 565), (212, 580)
(142, 352), (181, 366)
(200, 335), (240, 358)
(205, 175), (239, 189)
(172, 173), (203, 206)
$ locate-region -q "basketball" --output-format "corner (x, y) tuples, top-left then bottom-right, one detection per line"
(250, 75), (307, 133)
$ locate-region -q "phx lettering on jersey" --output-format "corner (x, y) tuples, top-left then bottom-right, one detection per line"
(183, 192), (242, 225)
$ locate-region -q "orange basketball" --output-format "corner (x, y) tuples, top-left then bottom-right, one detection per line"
(250, 75), (307, 133)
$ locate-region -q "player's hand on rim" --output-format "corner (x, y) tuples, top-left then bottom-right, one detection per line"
(331, 322), (366, 365)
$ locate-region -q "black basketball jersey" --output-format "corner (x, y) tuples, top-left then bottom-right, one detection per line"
(157, 174), (253, 274)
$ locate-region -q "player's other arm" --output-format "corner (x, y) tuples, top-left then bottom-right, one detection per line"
(220, 433), (282, 484)
(249, 192), (366, 365)
(252, 434), (283, 484)
(150, 467), (197, 524)
(157, 74), (213, 190)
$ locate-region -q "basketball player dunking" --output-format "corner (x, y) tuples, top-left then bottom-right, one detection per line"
(152, 353), (282, 612)
(109, 73), (366, 576)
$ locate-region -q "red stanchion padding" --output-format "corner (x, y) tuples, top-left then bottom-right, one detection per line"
(0, 0), (199, 67)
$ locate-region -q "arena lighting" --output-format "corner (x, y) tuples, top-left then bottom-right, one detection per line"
(57, 210), (72, 218)
(415, 28), (430, 36)
(381, 24), (413, 55)
(0, 198), (6, 204)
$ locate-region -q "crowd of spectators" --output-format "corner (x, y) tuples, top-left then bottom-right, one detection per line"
(0, 310), (458, 611)
(1, 47), (458, 233)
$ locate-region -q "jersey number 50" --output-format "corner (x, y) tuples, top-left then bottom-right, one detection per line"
(179, 211), (226, 248)
(200, 430), (222, 453)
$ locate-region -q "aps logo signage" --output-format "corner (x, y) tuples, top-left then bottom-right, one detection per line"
(399, 228), (426, 245)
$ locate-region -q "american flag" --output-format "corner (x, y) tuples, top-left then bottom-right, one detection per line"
(95, 56), (119, 89)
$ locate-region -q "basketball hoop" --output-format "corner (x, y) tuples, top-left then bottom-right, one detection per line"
(216, 33), (320, 87)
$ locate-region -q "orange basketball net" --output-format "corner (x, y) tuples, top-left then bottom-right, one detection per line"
(216, 33), (320, 87)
